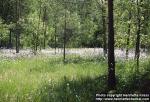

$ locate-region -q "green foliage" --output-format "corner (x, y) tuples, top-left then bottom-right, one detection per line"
(0, 0), (149, 49)
(0, 0), (107, 48)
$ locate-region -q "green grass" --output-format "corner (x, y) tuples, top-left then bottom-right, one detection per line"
(0, 56), (150, 102)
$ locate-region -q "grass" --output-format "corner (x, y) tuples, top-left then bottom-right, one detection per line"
(0, 56), (150, 102)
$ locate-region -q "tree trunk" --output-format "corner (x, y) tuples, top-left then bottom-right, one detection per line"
(16, 33), (19, 53)
(35, 0), (42, 53)
(108, 0), (116, 90)
(8, 29), (12, 49)
(43, 22), (46, 49)
(126, 12), (131, 59)
(43, 6), (47, 49)
(135, 0), (142, 71)
(143, 4), (149, 52)
(63, 1), (67, 63)
(15, 0), (20, 53)
(54, 22), (57, 54)
(135, 23), (141, 71)
(102, 1), (107, 57)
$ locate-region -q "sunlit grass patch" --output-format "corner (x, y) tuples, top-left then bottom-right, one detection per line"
(0, 56), (107, 102)
(0, 56), (150, 102)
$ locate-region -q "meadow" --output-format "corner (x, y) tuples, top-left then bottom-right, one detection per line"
(1, 0), (150, 101)
(0, 56), (150, 102)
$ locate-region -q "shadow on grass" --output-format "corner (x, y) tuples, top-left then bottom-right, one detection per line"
(117, 68), (150, 94)
(44, 55), (106, 65)
(32, 60), (150, 102)
(34, 75), (107, 102)
(33, 70), (150, 102)
(139, 68), (150, 94)
(64, 56), (106, 64)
